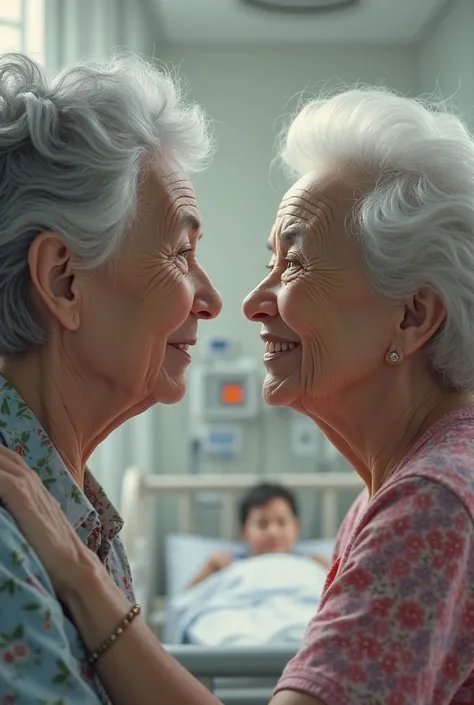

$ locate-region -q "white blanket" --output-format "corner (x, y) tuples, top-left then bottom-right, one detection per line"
(165, 553), (327, 646)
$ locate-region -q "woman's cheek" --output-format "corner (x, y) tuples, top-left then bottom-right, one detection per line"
(279, 280), (315, 333)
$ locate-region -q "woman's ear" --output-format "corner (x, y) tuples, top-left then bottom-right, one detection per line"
(28, 232), (81, 332)
(397, 287), (446, 357)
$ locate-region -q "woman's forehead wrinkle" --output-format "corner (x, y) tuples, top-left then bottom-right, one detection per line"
(276, 182), (339, 242)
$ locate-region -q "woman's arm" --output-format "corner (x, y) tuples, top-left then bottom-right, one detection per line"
(63, 560), (221, 705)
(0, 446), (221, 705)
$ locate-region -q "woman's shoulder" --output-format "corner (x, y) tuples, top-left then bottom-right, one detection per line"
(399, 436), (474, 505)
(0, 505), (53, 584)
(343, 473), (474, 590)
(333, 487), (369, 560)
(387, 409), (474, 509)
(0, 507), (104, 701)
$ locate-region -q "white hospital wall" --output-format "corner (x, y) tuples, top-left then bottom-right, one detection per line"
(417, 0), (474, 127)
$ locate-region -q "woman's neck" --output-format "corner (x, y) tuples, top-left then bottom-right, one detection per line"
(1, 351), (127, 489)
(301, 370), (474, 498)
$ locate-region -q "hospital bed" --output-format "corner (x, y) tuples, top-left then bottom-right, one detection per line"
(120, 469), (363, 703)
(166, 644), (297, 705)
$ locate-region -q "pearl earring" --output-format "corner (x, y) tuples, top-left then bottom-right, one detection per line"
(388, 351), (400, 364)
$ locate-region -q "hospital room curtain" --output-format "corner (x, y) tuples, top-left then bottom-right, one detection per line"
(42, 0), (164, 506)
(44, 0), (157, 73)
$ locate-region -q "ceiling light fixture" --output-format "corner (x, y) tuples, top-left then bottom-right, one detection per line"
(240, 0), (358, 13)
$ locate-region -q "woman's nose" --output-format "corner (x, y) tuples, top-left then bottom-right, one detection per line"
(192, 271), (223, 320)
(242, 283), (278, 322)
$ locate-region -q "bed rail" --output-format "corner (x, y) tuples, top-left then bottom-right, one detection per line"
(215, 689), (271, 705)
(166, 644), (296, 678)
(121, 468), (364, 559)
(121, 468), (363, 620)
(166, 644), (297, 705)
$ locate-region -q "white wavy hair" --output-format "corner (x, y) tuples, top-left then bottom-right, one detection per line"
(279, 87), (474, 390)
(0, 51), (213, 357)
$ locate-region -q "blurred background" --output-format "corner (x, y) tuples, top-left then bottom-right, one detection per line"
(1, 0), (470, 537)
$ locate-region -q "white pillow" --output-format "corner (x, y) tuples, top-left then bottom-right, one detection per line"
(164, 533), (335, 596)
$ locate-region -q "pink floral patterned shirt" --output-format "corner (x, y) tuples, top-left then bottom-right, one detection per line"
(275, 407), (474, 705)
(0, 376), (134, 704)
(332, 488), (369, 564)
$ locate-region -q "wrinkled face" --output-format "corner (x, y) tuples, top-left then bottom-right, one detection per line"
(241, 498), (300, 555)
(242, 169), (398, 411)
(50, 160), (222, 408)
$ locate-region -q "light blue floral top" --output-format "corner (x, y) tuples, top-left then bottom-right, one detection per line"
(0, 376), (135, 704)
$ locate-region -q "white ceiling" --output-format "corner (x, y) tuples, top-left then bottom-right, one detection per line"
(152, 0), (453, 44)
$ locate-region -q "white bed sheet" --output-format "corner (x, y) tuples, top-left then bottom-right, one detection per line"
(165, 552), (329, 645)
(164, 533), (336, 596)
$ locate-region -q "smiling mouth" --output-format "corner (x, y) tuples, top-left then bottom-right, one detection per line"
(168, 343), (193, 362)
(264, 341), (300, 355)
(170, 343), (190, 351)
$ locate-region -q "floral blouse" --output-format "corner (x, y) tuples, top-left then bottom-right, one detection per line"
(0, 376), (134, 704)
(276, 407), (474, 704)
(332, 488), (369, 563)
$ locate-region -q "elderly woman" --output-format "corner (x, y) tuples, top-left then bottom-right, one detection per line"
(0, 51), (221, 703)
(2, 83), (474, 705)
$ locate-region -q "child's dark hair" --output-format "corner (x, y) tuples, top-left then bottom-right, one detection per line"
(238, 483), (299, 526)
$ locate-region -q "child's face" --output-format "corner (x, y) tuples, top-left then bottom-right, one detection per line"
(241, 498), (300, 556)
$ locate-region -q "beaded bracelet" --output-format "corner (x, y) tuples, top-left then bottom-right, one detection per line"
(88, 604), (141, 666)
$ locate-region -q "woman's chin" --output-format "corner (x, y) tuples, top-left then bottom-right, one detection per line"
(154, 377), (187, 405)
(262, 376), (300, 408)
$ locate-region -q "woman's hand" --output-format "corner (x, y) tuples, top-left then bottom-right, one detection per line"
(0, 450), (223, 705)
(0, 445), (101, 598)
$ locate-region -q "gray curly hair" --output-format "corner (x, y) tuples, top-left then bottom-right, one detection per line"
(0, 51), (213, 357)
(280, 88), (474, 390)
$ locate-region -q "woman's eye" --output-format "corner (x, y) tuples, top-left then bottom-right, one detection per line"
(178, 248), (193, 261)
(285, 259), (299, 271)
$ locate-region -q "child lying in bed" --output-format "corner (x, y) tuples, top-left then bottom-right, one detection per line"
(188, 482), (330, 587)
